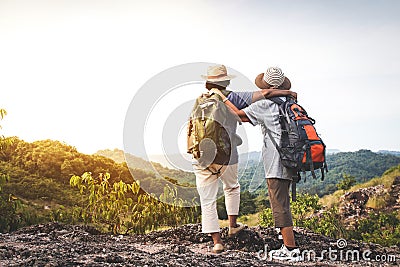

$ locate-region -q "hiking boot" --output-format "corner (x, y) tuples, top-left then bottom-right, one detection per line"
(212, 243), (224, 254)
(268, 245), (302, 262)
(228, 223), (245, 237)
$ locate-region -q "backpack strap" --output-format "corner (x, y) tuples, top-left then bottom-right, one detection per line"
(206, 165), (224, 176)
(264, 96), (285, 154)
(305, 145), (317, 179)
(264, 111), (300, 202)
(321, 140), (328, 181)
(291, 181), (296, 202)
(269, 97), (285, 105)
(264, 96), (284, 150)
(264, 126), (283, 155)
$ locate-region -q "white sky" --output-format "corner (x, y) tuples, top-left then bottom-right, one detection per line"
(1, 0), (400, 156)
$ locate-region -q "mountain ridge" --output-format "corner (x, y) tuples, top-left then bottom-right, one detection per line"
(95, 148), (400, 197)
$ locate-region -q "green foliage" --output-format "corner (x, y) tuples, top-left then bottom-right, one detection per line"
(0, 109), (6, 120)
(0, 193), (60, 233)
(0, 173), (8, 193)
(96, 148), (196, 186)
(259, 208), (274, 227)
(240, 191), (258, 215)
(301, 149), (400, 196)
(259, 194), (345, 239)
(70, 172), (199, 234)
(350, 212), (400, 247)
(291, 193), (321, 227)
(217, 191), (257, 220)
(239, 150), (400, 197)
(336, 173), (356, 191)
(366, 194), (389, 210)
(259, 189), (400, 245)
(0, 136), (201, 233)
(310, 207), (347, 239)
(0, 112), (200, 234)
(0, 109), (8, 192)
(258, 193), (322, 228)
(0, 195), (21, 232)
(383, 164), (400, 176)
(291, 195), (346, 239)
(0, 109), (19, 232)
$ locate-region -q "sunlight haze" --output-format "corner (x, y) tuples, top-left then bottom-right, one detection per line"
(1, 0), (399, 156)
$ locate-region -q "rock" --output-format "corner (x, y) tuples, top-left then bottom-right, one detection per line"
(0, 222), (398, 266)
(388, 176), (400, 208)
(339, 184), (386, 223)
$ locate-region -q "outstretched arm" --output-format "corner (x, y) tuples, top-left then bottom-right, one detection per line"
(252, 89), (297, 103)
(224, 98), (250, 122)
(210, 89), (250, 122)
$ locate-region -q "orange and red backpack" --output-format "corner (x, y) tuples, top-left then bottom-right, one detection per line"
(267, 96), (328, 183)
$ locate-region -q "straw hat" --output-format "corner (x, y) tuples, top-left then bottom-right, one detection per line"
(201, 64), (236, 82)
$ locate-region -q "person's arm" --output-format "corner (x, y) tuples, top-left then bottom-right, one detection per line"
(252, 89), (297, 103)
(224, 98), (250, 122)
(210, 89), (250, 122)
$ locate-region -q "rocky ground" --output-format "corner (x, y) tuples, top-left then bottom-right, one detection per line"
(0, 223), (399, 267)
(338, 176), (400, 228)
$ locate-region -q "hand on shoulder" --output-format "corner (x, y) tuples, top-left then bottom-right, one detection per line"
(210, 88), (225, 98)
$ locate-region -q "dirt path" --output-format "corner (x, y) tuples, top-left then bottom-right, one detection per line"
(0, 223), (398, 266)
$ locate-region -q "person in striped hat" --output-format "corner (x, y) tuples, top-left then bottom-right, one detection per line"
(212, 67), (301, 261)
(254, 66), (292, 90)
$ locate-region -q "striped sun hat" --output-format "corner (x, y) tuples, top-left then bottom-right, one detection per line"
(263, 67), (285, 88)
(255, 67), (291, 90)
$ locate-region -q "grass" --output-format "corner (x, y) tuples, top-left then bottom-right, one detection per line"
(319, 189), (344, 208)
(219, 212), (260, 228)
(366, 194), (390, 210)
(319, 164), (400, 208)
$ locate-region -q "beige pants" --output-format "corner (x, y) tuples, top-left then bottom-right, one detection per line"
(193, 163), (240, 233)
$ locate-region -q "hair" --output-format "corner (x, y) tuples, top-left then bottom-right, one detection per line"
(205, 80), (230, 90)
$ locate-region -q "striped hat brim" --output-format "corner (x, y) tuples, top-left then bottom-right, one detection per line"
(255, 73), (291, 90)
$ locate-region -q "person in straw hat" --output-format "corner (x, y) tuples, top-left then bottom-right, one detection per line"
(193, 65), (297, 253)
(212, 66), (301, 261)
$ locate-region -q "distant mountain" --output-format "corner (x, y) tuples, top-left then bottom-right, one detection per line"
(95, 149), (195, 186)
(148, 151), (263, 170)
(96, 148), (400, 198)
(146, 153), (193, 171)
(238, 149), (400, 197)
(377, 150), (400, 157)
(326, 149), (341, 155)
(95, 148), (154, 172)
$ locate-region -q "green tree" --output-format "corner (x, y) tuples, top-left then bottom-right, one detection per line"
(336, 173), (356, 191)
(0, 109), (10, 192)
(291, 193), (321, 226)
(259, 194), (346, 239)
(217, 191), (257, 220)
(70, 172), (199, 234)
(350, 212), (400, 246)
(0, 109), (6, 121)
(0, 109), (22, 232)
(259, 193), (321, 228)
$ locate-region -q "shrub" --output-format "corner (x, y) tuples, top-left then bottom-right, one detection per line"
(351, 212), (400, 247)
(70, 172), (199, 234)
(259, 208), (274, 227)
